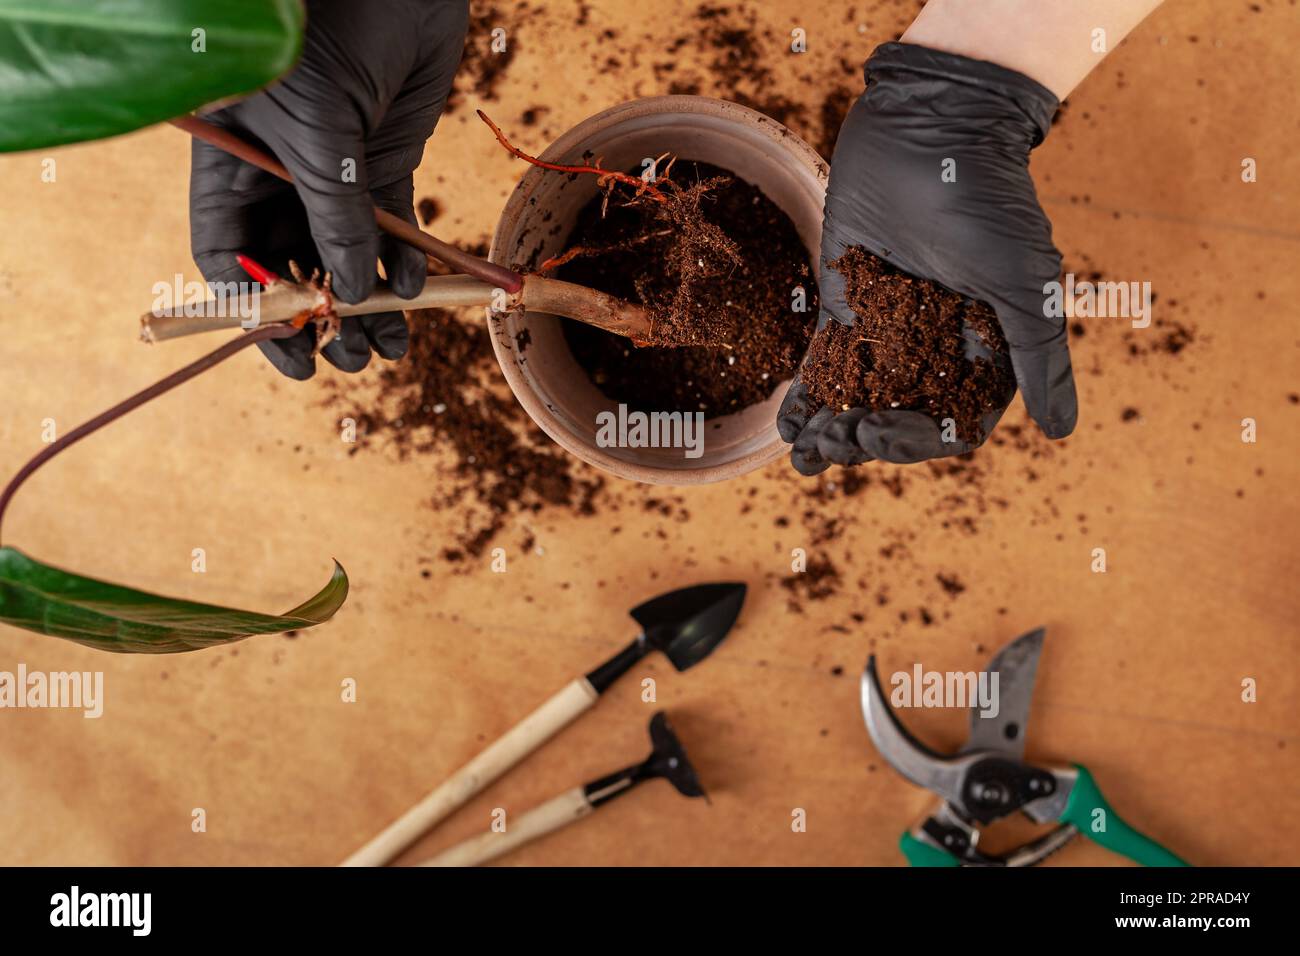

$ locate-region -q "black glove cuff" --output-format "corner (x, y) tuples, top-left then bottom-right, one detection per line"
(865, 41), (1059, 147)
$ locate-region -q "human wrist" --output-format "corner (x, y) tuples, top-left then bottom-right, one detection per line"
(900, 0), (1164, 99)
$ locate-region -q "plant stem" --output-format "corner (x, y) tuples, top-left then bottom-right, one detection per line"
(141, 274), (499, 342)
(0, 325), (298, 546)
(171, 115), (524, 294)
(140, 274), (655, 344)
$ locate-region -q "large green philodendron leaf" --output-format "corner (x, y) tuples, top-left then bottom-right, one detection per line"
(0, 546), (347, 653)
(0, 0), (303, 152)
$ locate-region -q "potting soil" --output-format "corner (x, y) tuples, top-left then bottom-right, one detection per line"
(801, 247), (1015, 444)
(557, 161), (818, 416)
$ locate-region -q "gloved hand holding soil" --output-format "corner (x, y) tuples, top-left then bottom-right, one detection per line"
(800, 247), (1014, 445)
(779, 42), (1079, 475)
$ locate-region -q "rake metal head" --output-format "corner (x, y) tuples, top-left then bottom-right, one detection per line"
(642, 711), (707, 799)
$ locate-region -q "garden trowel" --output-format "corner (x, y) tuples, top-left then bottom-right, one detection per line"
(341, 581), (745, 866)
(418, 711), (706, 867)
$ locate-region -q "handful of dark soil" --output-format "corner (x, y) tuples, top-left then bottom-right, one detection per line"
(802, 248), (1014, 443)
(557, 161), (818, 415)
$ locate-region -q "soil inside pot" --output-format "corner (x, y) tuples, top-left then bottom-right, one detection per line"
(801, 247), (1014, 443)
(556, 161), (818, 416)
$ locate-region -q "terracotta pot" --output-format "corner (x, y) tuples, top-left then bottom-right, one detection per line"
(488, 95), (828, 485)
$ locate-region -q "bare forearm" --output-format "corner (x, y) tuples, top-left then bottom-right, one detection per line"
(902, 0), (1164, 99)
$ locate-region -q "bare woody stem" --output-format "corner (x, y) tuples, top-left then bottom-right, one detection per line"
(140, 274), (499, 342)
(476, 110), (668, 203)
(138, 274), (655, 345)
(0, 325), (299, 546)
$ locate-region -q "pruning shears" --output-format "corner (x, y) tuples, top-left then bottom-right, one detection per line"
(861, 628), (1189, 867)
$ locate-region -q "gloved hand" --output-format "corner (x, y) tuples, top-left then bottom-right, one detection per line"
(779, 42), (1077, 475)
(190, 0), (468, 379)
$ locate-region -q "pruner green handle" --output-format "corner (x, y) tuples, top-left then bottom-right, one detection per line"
(899, 830), (961, 867)
(1060, 764), (1189, 867)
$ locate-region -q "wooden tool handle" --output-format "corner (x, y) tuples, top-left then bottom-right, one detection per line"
(417, 786), (594, 867)
(340, 677), (599, 867)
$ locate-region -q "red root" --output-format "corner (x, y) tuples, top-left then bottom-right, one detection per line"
(537, 229), (674, 274)
(477, 110), (668, 204)
(538, 246), (591, 273)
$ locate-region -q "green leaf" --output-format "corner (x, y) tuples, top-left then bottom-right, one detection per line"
(0, 0), (304, 152)
(0, 546), (347, 653)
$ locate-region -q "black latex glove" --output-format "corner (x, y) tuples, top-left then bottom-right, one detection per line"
(779, 42), (1077, 475)
(189, 0), (468, 379)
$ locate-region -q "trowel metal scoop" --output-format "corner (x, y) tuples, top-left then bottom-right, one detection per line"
(420, 712), (706, 867)
(342, 582), (745, 866)
(584, 582), (747, 691)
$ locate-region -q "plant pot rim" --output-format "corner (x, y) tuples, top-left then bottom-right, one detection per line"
(488, 94), (828, 485)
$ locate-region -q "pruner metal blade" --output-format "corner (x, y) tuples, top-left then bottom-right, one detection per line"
(861, 629), (1062, 828)
(961, 627), (1046, 760)
(860, 656), (978, 810)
